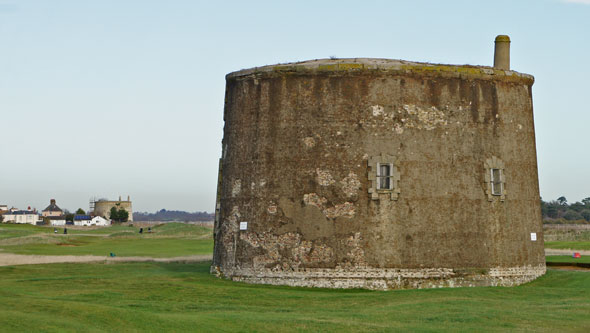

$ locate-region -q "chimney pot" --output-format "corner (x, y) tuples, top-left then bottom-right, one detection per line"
(494, 35), (511, 70)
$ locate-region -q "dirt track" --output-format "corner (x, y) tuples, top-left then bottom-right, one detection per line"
(0, 253), (212, 266)
(545, 249), (590, 256)
(0, 250), (584, 267)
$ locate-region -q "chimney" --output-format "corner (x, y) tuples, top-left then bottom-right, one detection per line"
(119, 195), (122, 201)
(494, 35), (510, 70)
(50, 199), (56, 205)
(127, 195), (130, 201)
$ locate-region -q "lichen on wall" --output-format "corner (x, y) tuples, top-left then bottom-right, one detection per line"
(340, 172), (361, 198)
(316, 169), (335, 186)
(240, 231), (335, 269)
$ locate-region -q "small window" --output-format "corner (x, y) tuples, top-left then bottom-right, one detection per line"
(368, 154), (400, 200)
(491, 168), (502, 196)
(378, 163), (393, 190)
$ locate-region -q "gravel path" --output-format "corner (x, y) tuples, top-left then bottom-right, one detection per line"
(0, 253), (212, 266)
(545, 249), (590, 256)
(0, 250), (583, 267)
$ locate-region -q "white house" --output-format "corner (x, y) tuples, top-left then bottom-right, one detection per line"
(91, 216), (110, 226)
(73, 215), (92, 226)
(49, 217), (67, 226)
(3, 210), (41, 224)
(73, 215), (110, 226)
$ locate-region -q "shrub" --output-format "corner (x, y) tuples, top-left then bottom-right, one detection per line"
(564, 210), (583, 221)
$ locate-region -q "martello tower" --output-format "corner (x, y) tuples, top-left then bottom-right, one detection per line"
(212, 36), (545, 290)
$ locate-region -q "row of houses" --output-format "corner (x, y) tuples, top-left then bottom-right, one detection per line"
(0, 200), (110, 227)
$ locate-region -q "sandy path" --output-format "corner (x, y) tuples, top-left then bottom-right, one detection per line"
(0, 250), (582, 267)
(545, 249), (590, 256)
(0, 253), (212, 267)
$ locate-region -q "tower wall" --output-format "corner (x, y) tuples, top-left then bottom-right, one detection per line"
(212, 59), (545, 289)
(94, 200), (133, 222)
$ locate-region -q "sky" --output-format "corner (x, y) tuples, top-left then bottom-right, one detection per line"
(1, 0), (589, 212)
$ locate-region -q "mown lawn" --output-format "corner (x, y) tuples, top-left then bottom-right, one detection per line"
(0, 223), (212, 257)
(0, 236), (213, 257)
(0, 223), (53, 240)
(545, 241), (590, 250)
(0, 262), (589, 332)
(546, 255), (590, 264)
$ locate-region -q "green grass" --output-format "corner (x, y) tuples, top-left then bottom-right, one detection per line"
(0, 262), (589, 332)
(545, 241), (590, 250)
(0, 223), (52, 240)
(546, 255), (590, 264)
(0, 236), (213, 257)
(2, 223), (590, 330)
(0, 223), (212, 257)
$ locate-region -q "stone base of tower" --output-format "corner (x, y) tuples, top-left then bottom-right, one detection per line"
(212, 265), (546, 290)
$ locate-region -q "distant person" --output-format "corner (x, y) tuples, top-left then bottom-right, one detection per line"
(64, 228), (67, 234)
(139, 228), (143, 234)
(148, 227), (152, 233)
(54, 228), (57, 233)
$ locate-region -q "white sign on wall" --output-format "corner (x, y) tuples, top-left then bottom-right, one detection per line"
(530, 232), (537, 241)
(239, 221), (248, 230)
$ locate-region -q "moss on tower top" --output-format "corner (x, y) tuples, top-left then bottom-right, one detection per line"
(227, 58), (533, 85)
(495, 35), (511, 43)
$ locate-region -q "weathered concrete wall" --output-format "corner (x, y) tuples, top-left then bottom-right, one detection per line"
(212, 58), (545, 290)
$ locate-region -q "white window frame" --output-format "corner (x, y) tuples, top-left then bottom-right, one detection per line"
(484, 156), (506, 201)
(490, 168), (503, 196)
(368, 154), (400, 200)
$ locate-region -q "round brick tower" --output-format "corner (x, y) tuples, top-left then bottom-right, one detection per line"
(211, 37), (545, 289)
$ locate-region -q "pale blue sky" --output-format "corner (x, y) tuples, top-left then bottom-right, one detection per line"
(1, 0), (588, 212)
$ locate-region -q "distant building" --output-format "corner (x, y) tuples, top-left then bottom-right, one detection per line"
(0, 204), (8, 212)
(73, 215), (110, 226)
(2, 210), (40, 224)
(73, 215), (91, 226)
(92, 216), (110, 226)
(92, 196), (133, 222)
(49, 216), (67, 226)
(42, 199), (64, 217)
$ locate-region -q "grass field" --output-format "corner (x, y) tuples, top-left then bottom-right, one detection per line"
(545, 241), (590, 250)
(1, 223), (590, 331)
(546, 255), (590, 264)
(0, 223), (212, 257)
(0, 261), (589, 332)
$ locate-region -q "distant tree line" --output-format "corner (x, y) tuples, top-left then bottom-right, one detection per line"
(541, 196), (590, 224)
(133, 209), (214, 222)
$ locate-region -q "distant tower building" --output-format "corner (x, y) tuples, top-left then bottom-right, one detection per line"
(92, 196), (133, 221)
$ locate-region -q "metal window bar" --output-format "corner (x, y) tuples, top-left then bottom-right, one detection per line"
(491, 168), (502, 195)
(378, 163), (392, 190)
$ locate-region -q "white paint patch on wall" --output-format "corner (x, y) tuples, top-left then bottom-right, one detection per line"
(371, 105), (385, 116)
(316, 169), (335, 186)
(232, 179), (241, 197)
